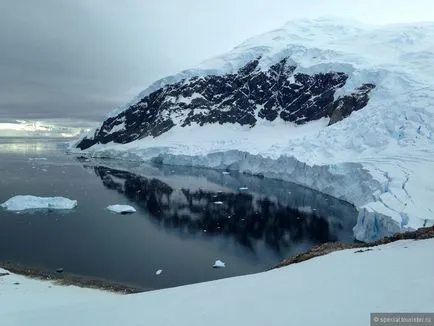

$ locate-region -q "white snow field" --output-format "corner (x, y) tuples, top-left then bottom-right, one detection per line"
(0, 195), (77, 211)
(0, 268), (118, 317)
(2, 238), (433, 326)
(106, 204), (136, 214)
(73, 18), (434, 242)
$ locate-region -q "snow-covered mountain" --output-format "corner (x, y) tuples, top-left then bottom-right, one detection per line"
(73, 18), (434, 242)
(76, 59), (374, 149)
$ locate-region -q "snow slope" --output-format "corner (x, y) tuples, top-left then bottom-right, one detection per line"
(74, 18), (434, 241)
(3, 238), (433, 326)
(0, 268), (117, 316)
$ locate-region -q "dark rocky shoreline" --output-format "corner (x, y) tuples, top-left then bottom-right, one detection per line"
(273, 226), (434, 269)
(0, 261), (145, 294)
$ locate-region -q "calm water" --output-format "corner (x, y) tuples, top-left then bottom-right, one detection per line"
(0, 137), (358, 290)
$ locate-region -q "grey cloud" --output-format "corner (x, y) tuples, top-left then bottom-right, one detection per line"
(1, 0), (433, 126)
(0, 0), (174, 124)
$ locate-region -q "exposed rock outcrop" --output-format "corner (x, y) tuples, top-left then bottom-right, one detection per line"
(76, 58), (375, 150)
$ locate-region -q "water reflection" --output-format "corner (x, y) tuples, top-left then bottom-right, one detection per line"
(90, 165), (357, 255)
(0, 137), (70, 154)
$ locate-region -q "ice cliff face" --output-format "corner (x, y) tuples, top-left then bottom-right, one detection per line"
(73, 18), (434, 242)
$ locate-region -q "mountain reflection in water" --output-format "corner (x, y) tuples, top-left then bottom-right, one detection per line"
(90, 164), (357, 256)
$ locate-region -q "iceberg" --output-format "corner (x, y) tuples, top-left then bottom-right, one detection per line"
(212, 260), (226, 268)
(106, 205), (136, 214)
(0, 195), (77, 211)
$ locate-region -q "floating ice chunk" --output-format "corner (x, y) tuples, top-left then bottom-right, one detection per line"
(222, 171), (230, 175)
(106, 205), (136, 214)
(239, 187), (248, 190)
(213, 201), (223, 205)
(0, 195), (77, 211)
(213, 260), (226, 268)
(155, 269), (163, 275)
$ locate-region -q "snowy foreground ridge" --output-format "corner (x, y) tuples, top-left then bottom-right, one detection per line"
(2, 238), (433, 326)
(73, 18), (434, 242)
(1, 195), (77, 211)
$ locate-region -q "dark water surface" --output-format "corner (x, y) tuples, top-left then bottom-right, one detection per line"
(0, 137), (358, 290)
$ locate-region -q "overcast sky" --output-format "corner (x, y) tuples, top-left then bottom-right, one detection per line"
(1, 0), (434, 127)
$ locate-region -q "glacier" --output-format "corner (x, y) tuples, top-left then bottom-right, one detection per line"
(72, 18), (434, 242)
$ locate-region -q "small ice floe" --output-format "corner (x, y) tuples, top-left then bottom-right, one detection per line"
(213, 201), (223, 205)
(41, 169), (48, 172)
(0, 195), (77, 211)
(222, 171), (230, 175)
(239, 187), (248, 190)
(106, 205), (136, 214)
(155, 269), (163, 275)
(213, 260), (226, 268)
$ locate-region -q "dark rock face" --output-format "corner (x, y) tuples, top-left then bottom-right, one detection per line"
(328, 83), (376, 125)
(76, 57), (375, 150)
